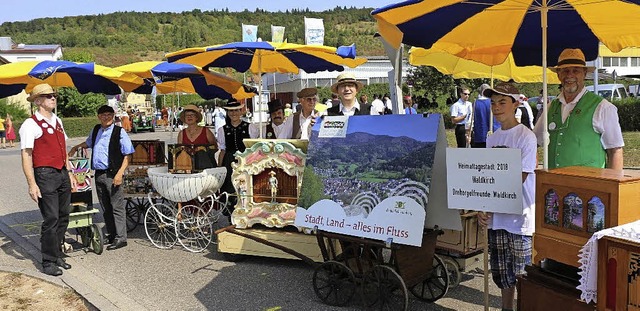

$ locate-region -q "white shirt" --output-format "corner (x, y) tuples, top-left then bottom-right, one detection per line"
(515, 101), (535, 129)
(338, 101), (361, 116)
(19, 111), (68, 149)
(486, 124), (537, 236)
(283, 111), (317, 140)
(533, 87), (625, 149)
(450, 99), (472, 126)
(248, 121), (292, 139)
(371, 99), (385, 115)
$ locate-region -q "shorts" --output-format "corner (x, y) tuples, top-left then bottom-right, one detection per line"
(0, 130), (5, 138)
(488, 229), (532, 289)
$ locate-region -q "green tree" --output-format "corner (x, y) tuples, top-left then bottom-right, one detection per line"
(298, 165), (328, 209)
(56, 88), (106, 117)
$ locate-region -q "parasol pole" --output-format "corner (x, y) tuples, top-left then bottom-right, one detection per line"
(542, 0), (549, 169)
(488, 67), (494, 138)
(258, 49), (264, 138)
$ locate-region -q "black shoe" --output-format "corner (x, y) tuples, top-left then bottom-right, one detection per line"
(42, 264), (63, 276)
(55, 258), (71, 270)
(104, 235), (115, 245)
(107, 240), (127, 250)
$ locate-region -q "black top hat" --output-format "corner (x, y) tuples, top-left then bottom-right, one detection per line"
(267, 99), (284, 114)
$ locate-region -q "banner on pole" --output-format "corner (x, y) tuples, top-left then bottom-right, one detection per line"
(304, 17), (324, 45)
(242, 24), (258, 42)
(271, 25), (285, 43)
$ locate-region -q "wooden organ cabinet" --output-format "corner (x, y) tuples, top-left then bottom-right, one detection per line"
(518, 166), (640, 311)
(534, 166), (640, 267)
(230, 139), (307, 229)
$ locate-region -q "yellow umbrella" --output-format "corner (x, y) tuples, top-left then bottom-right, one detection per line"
(409, 47), (560, 84)
(0, 60), (143, 97)
(114, 61), (255, 100)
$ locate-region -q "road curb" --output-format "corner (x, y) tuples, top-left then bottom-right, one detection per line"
(0, 219), (109, 310)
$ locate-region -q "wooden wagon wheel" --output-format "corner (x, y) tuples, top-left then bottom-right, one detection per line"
(410, 254), (449, 302)
(312, 261), (356, 306)
(362, 265), (408, 311)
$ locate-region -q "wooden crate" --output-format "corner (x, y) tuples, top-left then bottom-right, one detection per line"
(131, 140), (165, 165)
(436, 211), (484, 256)
(597, 236), (640, 311)
(535, 167), (640, 267)
(167, 144), (217, 174)
(217, 228), (324, 262)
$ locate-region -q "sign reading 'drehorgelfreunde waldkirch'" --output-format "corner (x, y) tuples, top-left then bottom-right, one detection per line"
(446, 148), (523, 214)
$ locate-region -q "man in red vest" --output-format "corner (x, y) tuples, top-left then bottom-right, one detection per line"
(19, 84), (76, 276)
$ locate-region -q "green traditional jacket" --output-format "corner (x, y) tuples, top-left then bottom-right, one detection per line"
(548, 91), (606, 168)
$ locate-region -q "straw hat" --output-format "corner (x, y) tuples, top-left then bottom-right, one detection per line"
(27, 83), (57, 102)
(179, 104), (203, 123)
(331, 73), (364, 93)
(224, 101), (244, 110)
(550, 48), (596, 73)
(482, 82), (520, 102)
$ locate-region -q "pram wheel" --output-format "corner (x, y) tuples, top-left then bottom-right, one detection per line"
(410, 254), (449, 302)
(312, 261), (356, 306)
(144, 202), (178, 249)
(79, 224), (104, 255)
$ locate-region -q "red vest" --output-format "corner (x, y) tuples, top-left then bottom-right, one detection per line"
(31, 115), (67, 169)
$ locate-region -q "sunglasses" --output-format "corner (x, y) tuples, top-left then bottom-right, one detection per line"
(40, 94), (56, 99)
(462, 93), (470, 96)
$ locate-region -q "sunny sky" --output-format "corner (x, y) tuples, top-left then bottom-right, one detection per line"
(0, 0), (399, 23)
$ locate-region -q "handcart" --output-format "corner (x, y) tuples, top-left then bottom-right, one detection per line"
(435, 211), (485, 288)
(215, 226), (450, 310)
(68, 153), (103, 255)
(145, 166), (228, 252)
(312, 229), (449, 310)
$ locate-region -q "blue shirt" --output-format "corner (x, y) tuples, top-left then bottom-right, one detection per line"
(404, 107), (417, 114)
(85, 124), (135, 170)
(472, 97), (501, 144)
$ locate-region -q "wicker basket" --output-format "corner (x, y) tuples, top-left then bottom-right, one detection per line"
(147, 166), (227, 202)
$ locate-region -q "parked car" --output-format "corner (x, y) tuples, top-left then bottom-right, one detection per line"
(131, 112), (155, 133)
(586, 84), (628, 100)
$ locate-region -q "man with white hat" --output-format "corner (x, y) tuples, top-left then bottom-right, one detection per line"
(326, 73), (371, 116)
(533, 48), (624, 169)
(19, 83), (76, 276)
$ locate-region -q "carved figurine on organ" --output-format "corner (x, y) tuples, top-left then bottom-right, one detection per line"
(230, 139), (307, 229)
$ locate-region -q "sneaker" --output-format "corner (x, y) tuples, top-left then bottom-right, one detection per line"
(42, 263), (62, 276)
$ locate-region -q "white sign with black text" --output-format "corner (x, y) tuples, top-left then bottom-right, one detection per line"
(446, 148), (523, 214)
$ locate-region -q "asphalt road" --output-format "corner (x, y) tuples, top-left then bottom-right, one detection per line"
(0, 129), (503, 311)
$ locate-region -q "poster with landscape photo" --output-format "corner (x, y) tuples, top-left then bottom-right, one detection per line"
(296, 114), (449, 246)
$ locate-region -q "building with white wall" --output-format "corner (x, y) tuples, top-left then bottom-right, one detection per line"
(261, 56), (411, 103)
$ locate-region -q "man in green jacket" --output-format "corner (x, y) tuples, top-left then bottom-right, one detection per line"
(534, 48), (624, 170)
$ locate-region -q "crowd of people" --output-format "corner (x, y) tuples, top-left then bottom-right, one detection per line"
(15, 48), (627, 311)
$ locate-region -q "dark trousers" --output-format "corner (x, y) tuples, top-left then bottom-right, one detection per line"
(455, 124), (467, 148)
(471, 142), (487, 148)
(34, 167), (71, 263)
(95, 171), (126, 242)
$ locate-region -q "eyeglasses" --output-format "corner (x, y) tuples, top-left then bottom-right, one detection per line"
(462, 93), (470, 96)
(40, 94), (56, 99)
(304, 97), (317, 102)
(185, 113), (198, 117)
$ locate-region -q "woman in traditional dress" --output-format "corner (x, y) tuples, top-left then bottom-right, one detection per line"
(216, 102), (250, 211)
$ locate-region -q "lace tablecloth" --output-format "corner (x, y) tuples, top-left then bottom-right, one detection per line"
(577, 220), (640, 303)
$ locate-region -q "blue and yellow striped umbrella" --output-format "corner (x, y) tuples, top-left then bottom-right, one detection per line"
(372, 0), (640, 67)
(115, 61), (256, 100)
(0, 60), (143, 98)
(166, 41), (367, 74)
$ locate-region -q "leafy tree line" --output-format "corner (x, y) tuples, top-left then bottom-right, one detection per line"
(0, 7), (384, 66)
